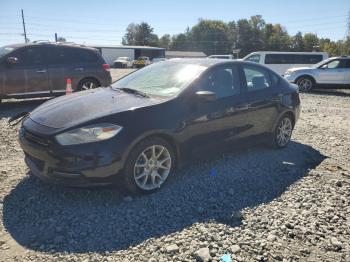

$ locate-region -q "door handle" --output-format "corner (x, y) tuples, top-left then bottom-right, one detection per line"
(36, 69), (47, 73)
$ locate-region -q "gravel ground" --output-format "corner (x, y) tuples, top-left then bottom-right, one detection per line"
(0, 69), (349, 261)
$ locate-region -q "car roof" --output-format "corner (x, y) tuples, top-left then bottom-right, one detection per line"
(2, 42), (98, 52)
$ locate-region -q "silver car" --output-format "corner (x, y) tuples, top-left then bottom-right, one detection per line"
(284, 56), (350, 92)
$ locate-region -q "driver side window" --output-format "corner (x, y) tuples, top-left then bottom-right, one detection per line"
(322, 60), (340, 69)
(200, 65), (240, 98)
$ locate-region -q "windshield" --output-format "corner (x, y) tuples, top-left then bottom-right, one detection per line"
(0, 46), (15, 59)
(112, 62), (206, 97)
(312, 58), (332, 68)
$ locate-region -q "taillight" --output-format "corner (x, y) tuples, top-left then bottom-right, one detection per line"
(102, 64), (110, 72)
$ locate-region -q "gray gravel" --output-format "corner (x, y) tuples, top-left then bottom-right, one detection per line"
(0, 70), (349, 261)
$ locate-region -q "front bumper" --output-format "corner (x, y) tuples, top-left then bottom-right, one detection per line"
(19, 123), (126, 187)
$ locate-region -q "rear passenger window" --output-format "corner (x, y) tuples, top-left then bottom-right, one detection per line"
(343, 59), (350, 68)
(243, 65), (271, 92)
(202, 65), (240, 98)
(265, 54), (323, 64)
(77, 49), (98, 63)
(46, 47), (98, 64)
(46, 47), (72, 64)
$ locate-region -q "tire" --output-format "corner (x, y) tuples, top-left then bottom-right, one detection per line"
(123, 137), (175, 194)
(269, 114), (294, 149)
(77, 78), (100, 91)
(296, 76), (315, 93)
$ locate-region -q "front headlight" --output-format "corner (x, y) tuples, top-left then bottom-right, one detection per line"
(56, 124), (123, 145)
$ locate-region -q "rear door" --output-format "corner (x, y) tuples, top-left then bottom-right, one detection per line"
(241, 64), (280, 136)
(3, 46), (49, 95)
(342, 59), (350, 85)
(317, 59), (346, 84)
(46, 46), (100, 94)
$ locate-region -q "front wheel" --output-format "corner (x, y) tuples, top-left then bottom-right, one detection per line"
(269, 115), (293, 149)
(296, 77), (315, 92)
(123, 137), (175, 194)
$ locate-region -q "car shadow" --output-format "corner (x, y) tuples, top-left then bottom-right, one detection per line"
(2, 141), (325, 254)
(0, 99), (48, 119)
(310, 88), (350, 97)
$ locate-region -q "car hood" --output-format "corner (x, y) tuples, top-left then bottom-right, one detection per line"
(287, 67), (312, 72)
(30, 88), (160, 129)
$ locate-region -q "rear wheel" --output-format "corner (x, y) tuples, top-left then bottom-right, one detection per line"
(123, 137), (175, 194)
(78, 78), (100, 91)
(296, 76), (315, 92)
(269, 115), (294, 149)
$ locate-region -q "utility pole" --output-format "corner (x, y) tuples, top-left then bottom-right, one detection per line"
(55, 33), (58, 42)
(21, 9), (28, 43)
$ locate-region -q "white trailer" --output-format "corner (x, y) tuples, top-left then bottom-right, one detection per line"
(90, 45), (165, 66)
(100, 48), (134, 65)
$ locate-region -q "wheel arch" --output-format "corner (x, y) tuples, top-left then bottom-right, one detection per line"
(122, 131), (181, 170)
(77, 77), (101, 90)
(295, 74), (316, 84)
(271, 110), (296, 133)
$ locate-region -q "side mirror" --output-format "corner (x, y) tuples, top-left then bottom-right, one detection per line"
(7, 57), (18, 64)
(195, 90), (217, 102)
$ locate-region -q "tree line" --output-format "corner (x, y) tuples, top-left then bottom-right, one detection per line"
(122, 15), (350, 57)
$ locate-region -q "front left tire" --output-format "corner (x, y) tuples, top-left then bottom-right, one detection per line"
(123, 137), (175, 194)
(296, 76), (315, 93)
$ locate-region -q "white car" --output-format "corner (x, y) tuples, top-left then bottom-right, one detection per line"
(112, 57), (133, 68)
(284, 56), (350, 92)
(243, 51), (328, 75)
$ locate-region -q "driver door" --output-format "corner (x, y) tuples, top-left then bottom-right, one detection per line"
(183, 64), (250, 155)
(3, 46), (49, 95)
(318, 59), (346, 84)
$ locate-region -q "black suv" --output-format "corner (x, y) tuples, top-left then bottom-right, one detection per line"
(0, 42), (112, 101)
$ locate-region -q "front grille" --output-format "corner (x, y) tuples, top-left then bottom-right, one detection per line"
(25, 153), (45, 171)
(22, 128), (49, 147)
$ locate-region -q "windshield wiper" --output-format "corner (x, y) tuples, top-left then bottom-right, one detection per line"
(117, 87), (149, 98)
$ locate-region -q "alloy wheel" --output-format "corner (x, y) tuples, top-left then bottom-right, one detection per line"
(298, 78), (313, 92)
(133, 145), (171, 191)
(81, 81), (97, 90)
(276, 117), (292, 147)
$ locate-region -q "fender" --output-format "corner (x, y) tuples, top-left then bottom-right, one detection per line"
(120, 129), (182, 169)
(295, 74), (317, 84)
(270, 110), (296, 133)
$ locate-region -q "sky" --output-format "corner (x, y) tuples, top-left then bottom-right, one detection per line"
(0, 0), (349, 47)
